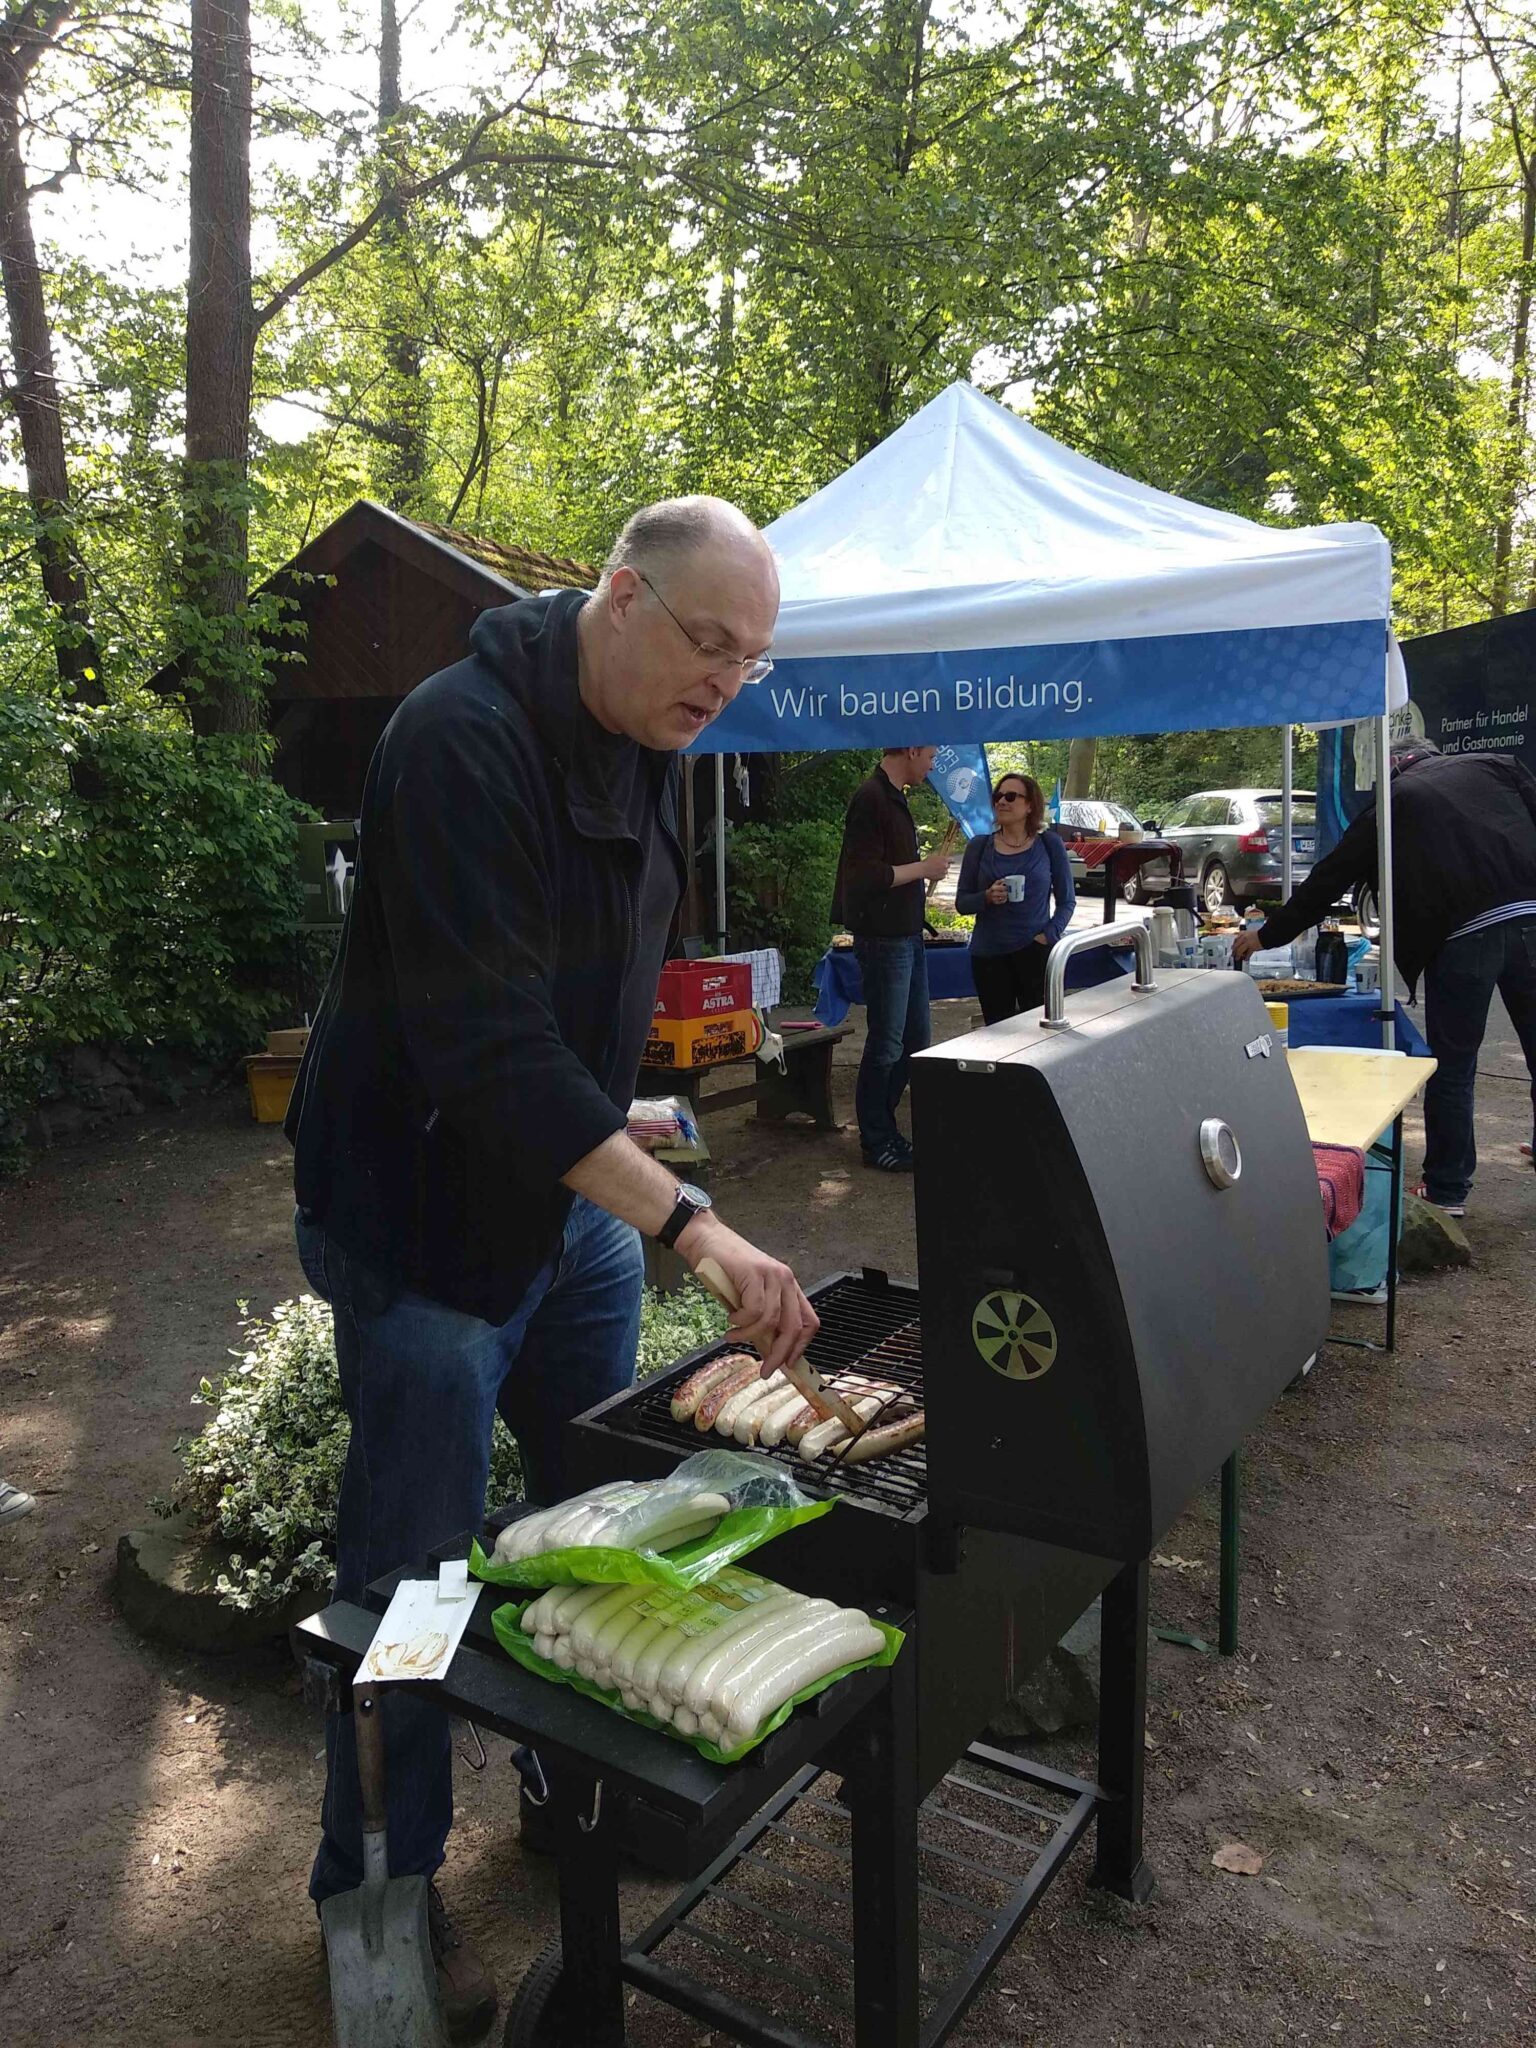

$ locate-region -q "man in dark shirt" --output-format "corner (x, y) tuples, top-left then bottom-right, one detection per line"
(289, 497), (818, 2036)
(831, 745), (952, 1169)
(1234, 737), (1536, 1217)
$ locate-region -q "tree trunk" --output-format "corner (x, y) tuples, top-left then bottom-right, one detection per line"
(1064, 738), (1097, 798)
(373, 0), (426, 512)
(1490, 166), (1535, 616)
(184, 0), (259, 736)
(0, 24), (102, 699)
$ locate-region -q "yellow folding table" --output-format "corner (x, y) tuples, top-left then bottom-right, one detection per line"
(1286, 1045), (1437, 1355)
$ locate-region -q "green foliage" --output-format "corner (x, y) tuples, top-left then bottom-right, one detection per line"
(162, 1281), (730, 1613)
(726, 818), (846, 1001)
(636, 1280), (729, 1380)
(0, 693), (306, 1148)
(2, 1), (1535, 1033)
(161, 1294), (526, 1614)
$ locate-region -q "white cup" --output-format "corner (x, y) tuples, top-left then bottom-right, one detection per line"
(1002, 873), (1028, 903)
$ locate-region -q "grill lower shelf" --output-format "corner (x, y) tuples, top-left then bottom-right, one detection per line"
(625, 1747), (1100, 2048)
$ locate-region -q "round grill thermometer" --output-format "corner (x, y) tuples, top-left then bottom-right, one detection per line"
(972, 1291), (1057, 1380)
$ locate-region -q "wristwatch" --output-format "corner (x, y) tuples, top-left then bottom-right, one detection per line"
(656, 1181), (713, 1250)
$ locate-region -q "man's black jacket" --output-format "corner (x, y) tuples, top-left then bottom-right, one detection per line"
(1256, 751), (1536, 991)
(831, 767), (924, 937)
(287, 590), (684, 1325)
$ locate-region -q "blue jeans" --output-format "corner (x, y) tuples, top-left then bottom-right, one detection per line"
(1421, 915), (1536, 1205)
(853, 934), (931, 1156)
(296, 1195), (643, 1903)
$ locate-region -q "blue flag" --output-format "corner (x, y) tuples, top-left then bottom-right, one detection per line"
(927, 744), (993, 837)
(1049, 777), (1063, 824)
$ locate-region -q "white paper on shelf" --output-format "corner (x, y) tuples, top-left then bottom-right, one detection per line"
(358, 1577), (482, 1687)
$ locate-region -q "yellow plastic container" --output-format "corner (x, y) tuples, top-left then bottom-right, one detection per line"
(642, 1009), (763, 1070)
(1265, 1001), (1289, 1050)
(246, 1054), (301, 1123)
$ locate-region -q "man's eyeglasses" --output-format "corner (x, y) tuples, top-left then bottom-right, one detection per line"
(637, 572), (774, 684)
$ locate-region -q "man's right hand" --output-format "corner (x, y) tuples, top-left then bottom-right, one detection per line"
(920, 851), (953, 883)
(675, 1212), (820, 1379)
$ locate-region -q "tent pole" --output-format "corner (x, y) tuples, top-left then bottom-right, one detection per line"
(1281, 726), (1293, 900)
(714, 753), (728, 951)
(1375, 714), (1396, 1050)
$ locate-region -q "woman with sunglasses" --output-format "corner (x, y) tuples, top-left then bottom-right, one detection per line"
(954, 772), (1075, 1024)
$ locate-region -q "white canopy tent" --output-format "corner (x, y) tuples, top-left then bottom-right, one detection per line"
(695, 382), (1406, 1041)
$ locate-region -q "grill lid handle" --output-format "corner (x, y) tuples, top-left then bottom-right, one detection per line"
(1199, 1117), (1243, 1188)
(1040, 922), (1155, 1030)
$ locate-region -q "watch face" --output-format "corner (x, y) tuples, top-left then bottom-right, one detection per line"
(678, 1182), (713, 1210)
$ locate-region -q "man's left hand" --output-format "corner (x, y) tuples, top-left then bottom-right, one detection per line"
(1232, 930), (1263, 965)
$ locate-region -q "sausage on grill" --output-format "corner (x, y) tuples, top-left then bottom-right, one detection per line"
(695, 1358), (764, 1430)
(837, 1410), (926, 1464)
(671, 1351), (756, 1422)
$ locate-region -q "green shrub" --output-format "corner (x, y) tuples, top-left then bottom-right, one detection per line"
(163, 1280), (729, 1613)
(636, 1279), (728, 1377)
(0, 692), (306, 1152)
(726, 818), (845, 1001)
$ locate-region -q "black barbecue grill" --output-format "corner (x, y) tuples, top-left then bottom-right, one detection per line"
(297, 928), (1332, 2048)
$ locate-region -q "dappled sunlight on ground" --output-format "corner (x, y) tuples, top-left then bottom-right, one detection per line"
(0, 1309), (116, 1361)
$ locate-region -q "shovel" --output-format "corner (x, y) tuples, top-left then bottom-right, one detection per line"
(321, 1684), (450, 2048)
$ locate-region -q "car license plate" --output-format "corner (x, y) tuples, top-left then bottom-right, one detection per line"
(1295, 836), (1315, 854)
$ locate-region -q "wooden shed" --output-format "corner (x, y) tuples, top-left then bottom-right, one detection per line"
(252, 500), (596, 817)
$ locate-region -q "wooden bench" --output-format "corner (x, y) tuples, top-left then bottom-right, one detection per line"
(641, 1020), (854, 1133)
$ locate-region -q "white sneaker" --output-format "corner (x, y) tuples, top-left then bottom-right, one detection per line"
(0, 1481), (36, 1525)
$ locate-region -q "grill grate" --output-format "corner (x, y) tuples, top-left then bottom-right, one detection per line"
(617, 1271), (928, 1517)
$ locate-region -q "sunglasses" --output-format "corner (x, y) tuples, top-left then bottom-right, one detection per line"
(995, 790), (1031, 805)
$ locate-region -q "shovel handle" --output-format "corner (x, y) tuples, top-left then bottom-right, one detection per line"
(354, 1685), (388, 1841)
(695, 1256), (866, 1437)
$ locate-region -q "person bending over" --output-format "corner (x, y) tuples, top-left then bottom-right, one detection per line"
(288, 496), (819, 2037)
(1233, 736), (1536, 1219)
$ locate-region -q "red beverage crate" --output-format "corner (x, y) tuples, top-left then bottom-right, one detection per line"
(652, 959), (752, 1021)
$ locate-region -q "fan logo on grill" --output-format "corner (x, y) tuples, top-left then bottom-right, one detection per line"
(972, 1291), (1057, 1380)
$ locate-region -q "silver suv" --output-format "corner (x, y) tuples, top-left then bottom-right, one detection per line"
(1131, 789), (1316, 912)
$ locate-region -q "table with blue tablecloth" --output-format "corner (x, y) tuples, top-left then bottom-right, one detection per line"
(1284, 992), (1428, 1056)
(814, 945), (1430, 1052)
(811, 940), (1130, 1026)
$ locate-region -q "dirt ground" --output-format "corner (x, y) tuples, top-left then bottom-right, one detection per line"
(1, 994), (1533, 2048)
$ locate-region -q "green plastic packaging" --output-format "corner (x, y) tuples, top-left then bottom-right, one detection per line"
(488, 1577), (903, 1765)
(469, 1498), (833, 1595)
(472, 1451), (837, 1592)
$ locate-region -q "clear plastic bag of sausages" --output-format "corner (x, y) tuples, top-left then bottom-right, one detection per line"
(471, 1451), (832, 1592)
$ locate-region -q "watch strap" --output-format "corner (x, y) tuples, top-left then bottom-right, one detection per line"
(656, 1188), (702, 1251)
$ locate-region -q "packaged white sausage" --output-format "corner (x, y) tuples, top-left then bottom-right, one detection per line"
(472, 1450), (836, 1593)
(489, 1562), (903, 1764)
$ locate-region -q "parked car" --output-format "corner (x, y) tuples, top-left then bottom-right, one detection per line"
(1128, 789), (1317, 911)
(1052, 797), (1146, 893)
